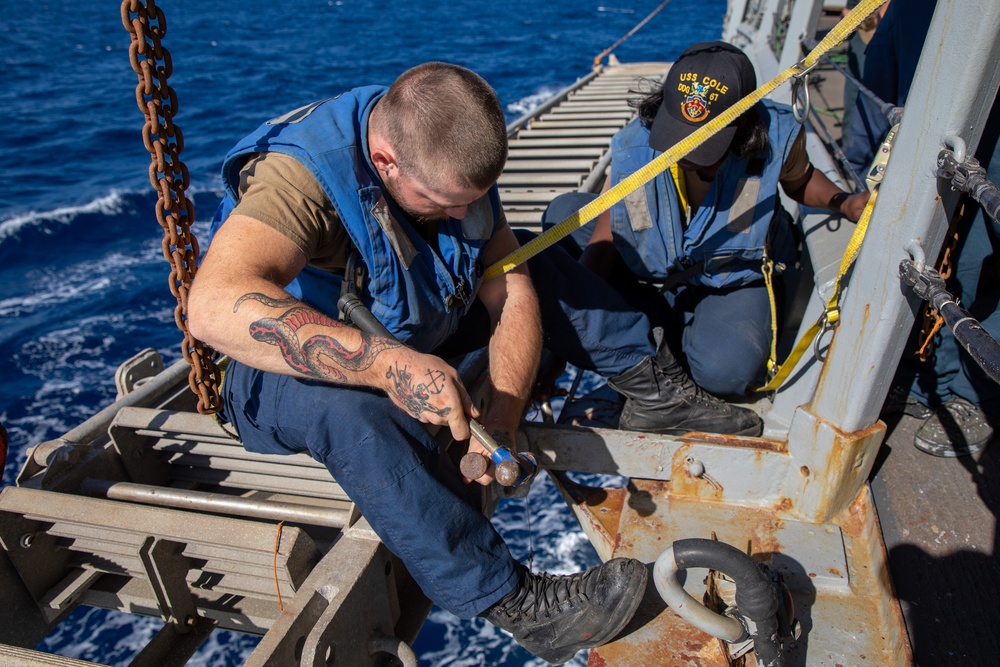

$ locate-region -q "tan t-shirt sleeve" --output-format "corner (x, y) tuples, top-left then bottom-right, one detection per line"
(497, 208), (510, 235)
(229, 152), (351, 273)
(778, 127), (812, 185)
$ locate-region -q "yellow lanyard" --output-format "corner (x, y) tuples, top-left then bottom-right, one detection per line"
(670, 163), (689, 225)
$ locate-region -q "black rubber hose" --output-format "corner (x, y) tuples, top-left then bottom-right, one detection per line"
(338, 293), (394, 339)
(936, 299), (1000, 384)
(963, 169), (1000, 225)
(673, 538), (783, 667)
(901, 260), (1000, 386)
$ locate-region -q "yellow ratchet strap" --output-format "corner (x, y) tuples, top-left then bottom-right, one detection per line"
(757, 189), (879, 392)
(481, 0), (889, 283)
(670, 163), (688, 224)
(762, 255), (779, 380)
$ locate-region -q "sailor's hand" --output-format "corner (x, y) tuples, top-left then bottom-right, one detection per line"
(382, 348), (478, 441)
(842, 191), (872, 222)
(463, 436), (497, 486)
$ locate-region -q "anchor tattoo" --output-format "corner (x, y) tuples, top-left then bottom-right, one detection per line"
(386, 362), (451, 419)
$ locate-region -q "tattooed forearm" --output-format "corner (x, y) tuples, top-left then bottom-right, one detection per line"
(386, 362), (451, 418)
(237, 292), (400, 381)
(234, 292), (298, 313)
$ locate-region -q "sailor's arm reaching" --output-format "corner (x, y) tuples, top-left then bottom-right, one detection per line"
(472, 223), (543, 458)
(780, 160), (871, 222)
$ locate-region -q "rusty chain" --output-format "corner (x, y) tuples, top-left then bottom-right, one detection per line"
(914, 202), (964, 362)
(121, 0), (222, 414)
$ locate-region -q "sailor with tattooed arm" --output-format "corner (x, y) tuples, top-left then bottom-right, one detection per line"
(187, 62), (648, 664)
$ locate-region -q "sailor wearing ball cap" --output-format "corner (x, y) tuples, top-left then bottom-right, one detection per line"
(544, 41), (870, 407)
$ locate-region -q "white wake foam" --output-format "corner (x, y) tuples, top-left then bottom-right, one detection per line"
(507, 87), (562, 118)
(0, 191), (128, 243)
(0, 186), (223, 244)
(597, 5), (637, 14)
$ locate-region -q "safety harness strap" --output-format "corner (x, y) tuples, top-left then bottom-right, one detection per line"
(757, 189), (879, 392)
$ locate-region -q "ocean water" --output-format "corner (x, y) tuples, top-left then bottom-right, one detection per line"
(0, 1), (725, 664)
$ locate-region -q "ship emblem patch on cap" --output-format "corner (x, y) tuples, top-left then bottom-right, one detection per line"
(681, 81), (710, 122)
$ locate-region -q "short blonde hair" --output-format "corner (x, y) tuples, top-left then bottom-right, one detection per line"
(375, 62), (508, 190)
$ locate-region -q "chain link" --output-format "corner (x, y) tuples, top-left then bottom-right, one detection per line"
(915, 203), (963, 362)
(121, 0), (222, 414)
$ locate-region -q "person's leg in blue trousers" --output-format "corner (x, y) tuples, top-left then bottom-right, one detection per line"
(840, 30), (867, 149)
(512, 227), (656, 376)
(219, 362), (519, 619)
(533, 192), (669, 362)
(907, 117), (1000, 417)
(667, 282), (773, 397)
(510, 213), (764, 434)
(536, 192), (771, 396)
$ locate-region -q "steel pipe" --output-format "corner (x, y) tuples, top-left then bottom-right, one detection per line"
(80, 479), (349, 528)
(42, 358), (192, 452)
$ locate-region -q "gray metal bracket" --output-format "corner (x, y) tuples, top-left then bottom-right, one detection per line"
(244, 521), (407, 667)
(0, 501), (73, 619)
(116, 348), (166, 399)
(138, 536), (198, 629)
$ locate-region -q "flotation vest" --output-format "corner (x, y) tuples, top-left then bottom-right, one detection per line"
(208, 87), (502, 352)
(608, 100), (800, 289)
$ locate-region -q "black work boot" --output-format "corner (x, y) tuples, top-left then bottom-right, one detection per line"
(483, 558), (647, 665)
(607, 343), (762, 436)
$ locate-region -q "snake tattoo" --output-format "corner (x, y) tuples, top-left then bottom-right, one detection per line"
(236, 292), (399, 382)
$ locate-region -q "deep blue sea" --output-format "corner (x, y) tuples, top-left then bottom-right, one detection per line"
(1, 1), (724, 664)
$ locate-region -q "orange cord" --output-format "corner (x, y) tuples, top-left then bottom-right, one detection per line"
(273, 520), (285, 611)
(916, 313), (945, 361)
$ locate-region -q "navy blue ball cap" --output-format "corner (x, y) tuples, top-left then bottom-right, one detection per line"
(649, 41), (757, 166)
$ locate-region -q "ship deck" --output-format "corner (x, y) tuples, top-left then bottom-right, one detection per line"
(2, 42), (998, 666)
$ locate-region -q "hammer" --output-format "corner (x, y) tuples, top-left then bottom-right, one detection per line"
(461, 421), (537, 487)
(337, 293), (537, 488)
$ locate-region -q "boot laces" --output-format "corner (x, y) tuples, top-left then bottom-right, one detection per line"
(503, 570), (590, 621)
(656, 361), (719, 404)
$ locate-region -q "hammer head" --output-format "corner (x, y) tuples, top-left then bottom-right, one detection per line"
(494, 451), (538, 487)
(460, 451), (490, 481)
(462, 448), (538, 488)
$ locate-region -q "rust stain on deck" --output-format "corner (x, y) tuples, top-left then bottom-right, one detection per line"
(677, 432), (787, 453)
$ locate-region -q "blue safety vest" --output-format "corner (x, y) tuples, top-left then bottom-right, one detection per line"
(208, 87), (502, 352)
(608, 100), (800, 289)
